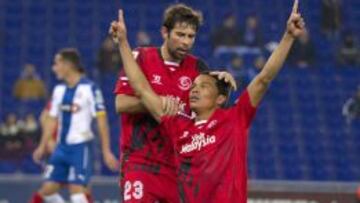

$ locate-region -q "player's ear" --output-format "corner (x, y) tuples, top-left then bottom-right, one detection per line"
(216, 95), (227, 107)
(161, 26), (169, 39)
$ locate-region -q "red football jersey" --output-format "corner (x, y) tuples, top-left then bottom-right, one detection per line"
(114, 47), (208, 174)
(160, 90), (257, 203)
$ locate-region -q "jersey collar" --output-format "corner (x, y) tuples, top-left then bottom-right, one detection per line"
(157, 47), (181, 69)
(195, 120), (207, 126)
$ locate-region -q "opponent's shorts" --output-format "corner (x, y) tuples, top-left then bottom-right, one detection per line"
(119, 165), (179, 203)
(43, 142), (93, 186)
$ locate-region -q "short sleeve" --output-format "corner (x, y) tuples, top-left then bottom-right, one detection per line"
(232, 90), (257, 127)
(113, 49), (143, 96)
(90, 85), (106, 117)
(197, 58), (209, 72)
(113, 70), (136, 96)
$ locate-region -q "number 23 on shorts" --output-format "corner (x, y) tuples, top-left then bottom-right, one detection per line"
(124, 180), (144, 201)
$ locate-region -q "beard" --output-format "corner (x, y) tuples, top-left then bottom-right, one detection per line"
(167, 46), (186, 61)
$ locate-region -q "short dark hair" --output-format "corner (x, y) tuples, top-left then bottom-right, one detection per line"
(58, 48), (85, 73)
(162, 4), (203, 32)
(200, 71), (231, 98)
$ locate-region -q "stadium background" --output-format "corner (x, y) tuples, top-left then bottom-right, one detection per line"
(0, 0), (359, 202)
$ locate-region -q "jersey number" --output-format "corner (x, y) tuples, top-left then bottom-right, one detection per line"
(124, 180), (144, 201)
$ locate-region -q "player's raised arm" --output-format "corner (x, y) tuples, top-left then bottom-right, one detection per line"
(111, 10), (170, 122)
(247, 0), (305, 106)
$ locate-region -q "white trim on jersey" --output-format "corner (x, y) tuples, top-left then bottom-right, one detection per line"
(164, 61), (180, 66)
(120, 76), (129, 81)
(195, 120), (207, 126)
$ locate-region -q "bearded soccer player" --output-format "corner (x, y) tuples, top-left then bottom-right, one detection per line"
(112, 0), (305, 202)
(111, 4), (236, 203)
(30, 48), (118, 203)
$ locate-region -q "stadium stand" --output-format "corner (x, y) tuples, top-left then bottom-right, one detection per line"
(0, 0), (359, 182)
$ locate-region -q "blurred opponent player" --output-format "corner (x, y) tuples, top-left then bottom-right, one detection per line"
(110, 4), (237, 203)
(111, 0), (305, 202)
(30, 48), (118, 203)
(37, 102), (94, 202)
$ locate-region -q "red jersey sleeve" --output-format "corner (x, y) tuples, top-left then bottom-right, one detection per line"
(232, 90), (257, 127)
(113, 49), (143, 96)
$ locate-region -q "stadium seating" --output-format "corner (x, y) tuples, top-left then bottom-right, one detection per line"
(0, 0), (359, 181)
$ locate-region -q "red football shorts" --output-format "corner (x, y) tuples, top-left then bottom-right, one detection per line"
(119, 170), (179, 203)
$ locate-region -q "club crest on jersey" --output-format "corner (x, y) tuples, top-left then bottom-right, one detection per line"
(60, 103), (81, 113)
(180, 132), (216, 154)
(151, 74), (162, 85)
(178, 76), (192, 91)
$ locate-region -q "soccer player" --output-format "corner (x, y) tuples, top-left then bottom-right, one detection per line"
(112, 0), (305, 202)
(30, 48), (118, 203)
(110, 4), (236, 203)
(37, 103), (94, 202)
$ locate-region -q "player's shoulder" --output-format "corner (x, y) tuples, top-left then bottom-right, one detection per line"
(134, 46), (157, 55)
(77, 77), (99, 88)
(77, 77), (101, 93)
(131, 46), (159, 62)
(78, 76), (93, 84)
(184, 54), (209, 71)
(53, 83), (66, 92)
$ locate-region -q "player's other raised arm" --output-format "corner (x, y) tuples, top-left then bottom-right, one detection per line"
(247, 0), (305, 107)
(111, 10), (166, 122)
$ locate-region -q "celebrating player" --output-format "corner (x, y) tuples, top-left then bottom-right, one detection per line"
(110, 4), (236, 203)
(111, 0), (305, 202)
(30, 48), (118, 203)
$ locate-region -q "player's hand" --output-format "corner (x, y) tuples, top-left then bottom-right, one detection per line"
(209, 71), (238, 91)
(103, 150), (119, 172)
(33, 145), (46, 164)
(109, 9), (128, 43)
(109, 21), (119, 44)
(286, 0), (305, 38)
(161, 96), (180, 116)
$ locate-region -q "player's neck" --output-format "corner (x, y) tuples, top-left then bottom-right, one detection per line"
(65, 73), (82, 88)
(160, 45), (181, 63)
(194, 108), (217, 122)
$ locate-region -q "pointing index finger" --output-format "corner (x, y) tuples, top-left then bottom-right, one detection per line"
(118, 9), (124, 23)
(292, 0), (299, 14)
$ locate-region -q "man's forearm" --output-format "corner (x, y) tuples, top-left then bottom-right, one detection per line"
(259, 32), (295, 82)
(39, 117), (57, 148)
(248, 32), (295, 106)
(96, 113), (112, 153)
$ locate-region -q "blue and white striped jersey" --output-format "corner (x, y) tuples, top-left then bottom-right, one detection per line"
(49, 77), (106, 145)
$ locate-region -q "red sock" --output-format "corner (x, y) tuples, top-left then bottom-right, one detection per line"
(29, 193), (43, 203)
(86, 193), (93, 203)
